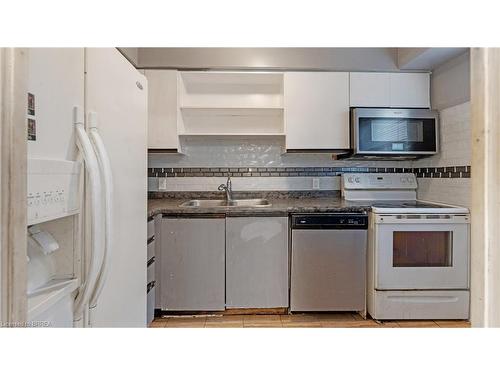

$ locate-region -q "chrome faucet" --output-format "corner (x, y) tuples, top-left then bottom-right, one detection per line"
(218, 176), (233, 201)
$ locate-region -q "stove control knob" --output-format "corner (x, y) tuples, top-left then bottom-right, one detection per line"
(355, 177), (360, 183)
(348, 177), (354, 183)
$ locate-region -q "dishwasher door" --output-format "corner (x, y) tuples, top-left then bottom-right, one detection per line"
(291, 228), (367, 312)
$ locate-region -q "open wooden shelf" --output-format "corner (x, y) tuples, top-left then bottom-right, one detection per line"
(176, 71), (285, 141)
(179, 107), (284, 135)
(178, 72), (284, 109)
(180, 107), (283, 116)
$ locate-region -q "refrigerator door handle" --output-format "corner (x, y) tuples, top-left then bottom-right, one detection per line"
(88, 111), (114, 309)
(73, 106), (105, 321)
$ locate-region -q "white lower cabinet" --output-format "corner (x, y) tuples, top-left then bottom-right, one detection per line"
(160, 217), (225, 311)
(225, 216), (289, 308)
(160, 215), (289, 311)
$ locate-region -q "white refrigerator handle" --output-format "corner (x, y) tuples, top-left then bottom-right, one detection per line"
(73, 106), (105, 321)
(88, 112), (113, 310)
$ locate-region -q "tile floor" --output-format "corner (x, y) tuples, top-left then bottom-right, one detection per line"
(149, 313), (471, 328)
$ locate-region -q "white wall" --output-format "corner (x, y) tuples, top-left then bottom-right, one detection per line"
(398, 48), (467, 70)
(431, 52), (470, 110)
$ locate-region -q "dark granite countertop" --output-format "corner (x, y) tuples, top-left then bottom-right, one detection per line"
(147, 191), (371, 218)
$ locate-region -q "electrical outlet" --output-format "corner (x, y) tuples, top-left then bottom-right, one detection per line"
(158, 177), (167, 191)
(312, 178), (320, 190)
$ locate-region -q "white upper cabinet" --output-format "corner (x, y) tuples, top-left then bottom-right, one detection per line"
(389, 73), (430, 108)
(349, 72), (391, 107)
(145, 70), (179, 150)
(284, 72), (350, 150)
(349, 72), (430, 108)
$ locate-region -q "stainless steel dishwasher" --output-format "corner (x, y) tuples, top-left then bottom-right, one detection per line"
(290, 213), (368, 312)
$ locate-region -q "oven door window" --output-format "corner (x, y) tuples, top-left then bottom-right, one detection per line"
(393, 231), (453, 267)
(358, 117), (437, 153)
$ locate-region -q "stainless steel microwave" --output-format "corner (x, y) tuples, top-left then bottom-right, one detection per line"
(349, 108), (439, 159)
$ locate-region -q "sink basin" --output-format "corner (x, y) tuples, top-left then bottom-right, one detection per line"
(180, 198), (271, 208)
(226, 199), (271, 207)
(180, 199), (227, 208)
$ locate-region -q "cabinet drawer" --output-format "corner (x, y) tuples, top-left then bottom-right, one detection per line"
(147, 218), (155, 239)
(147, 282), (156, 324)
(147, 258), (155, 284)
(147, 237), (155, 261)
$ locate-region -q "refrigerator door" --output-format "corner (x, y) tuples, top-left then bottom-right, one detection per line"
(85, 48), (148, 327)
(28, 48), (84, 161)
(27, 48), (85, 327)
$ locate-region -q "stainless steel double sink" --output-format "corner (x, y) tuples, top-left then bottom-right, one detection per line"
(180, 198), (271, 208)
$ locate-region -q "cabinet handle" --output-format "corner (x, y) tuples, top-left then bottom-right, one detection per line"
(147, 280), (156, 293)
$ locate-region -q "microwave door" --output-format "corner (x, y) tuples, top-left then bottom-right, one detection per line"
(352, 108), (439, 156)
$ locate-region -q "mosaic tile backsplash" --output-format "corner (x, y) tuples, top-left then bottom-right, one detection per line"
(148, 165), (470, 179)
(414, 102), (471, 208)
(147, 165), (471, 193)
(148, 137), (413, 169)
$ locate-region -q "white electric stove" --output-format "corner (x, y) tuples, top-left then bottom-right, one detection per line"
(342, 173), (470, 320)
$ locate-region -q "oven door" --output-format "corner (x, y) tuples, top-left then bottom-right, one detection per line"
(374, 214), (469, 290)
(352, 108), (438, 155)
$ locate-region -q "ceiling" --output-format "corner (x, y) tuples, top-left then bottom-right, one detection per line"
(119, 47), (469, 72)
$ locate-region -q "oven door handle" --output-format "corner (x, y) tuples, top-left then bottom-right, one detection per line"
(374, 215), (470, 225)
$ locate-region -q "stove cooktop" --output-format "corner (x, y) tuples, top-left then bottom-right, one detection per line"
(368, 200), (469, 214)
(371, 201), (448, 209)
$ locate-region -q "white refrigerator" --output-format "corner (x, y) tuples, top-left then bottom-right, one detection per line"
(27, 48), (147, 327)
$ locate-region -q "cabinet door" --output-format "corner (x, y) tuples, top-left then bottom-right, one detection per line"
(145, 70), (179, 150)
(350, 72), (430, 108)
(390, 73), (430, 108)
(226, 217), (289, 308)
(284, 72), (349, 150)
(161, 218), (225, 311)
(349, 72), (391, 107)
(28, 48), (84, 161)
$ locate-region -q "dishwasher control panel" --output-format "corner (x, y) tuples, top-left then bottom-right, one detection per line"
(291, 214), (368, 230)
